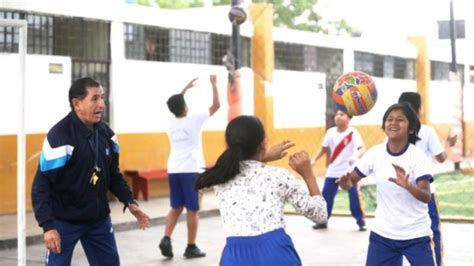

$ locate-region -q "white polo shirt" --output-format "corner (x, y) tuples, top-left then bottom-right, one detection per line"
(323, 127), (364, 178)
(354, 143), (433, 240)
(416, 125), (444, 193)
(167, 112), (209, 173)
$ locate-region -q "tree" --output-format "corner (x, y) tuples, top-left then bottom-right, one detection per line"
(134, 0), (355, 35)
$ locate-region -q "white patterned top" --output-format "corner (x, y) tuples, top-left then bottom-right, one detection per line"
(214, 160), (327, 237)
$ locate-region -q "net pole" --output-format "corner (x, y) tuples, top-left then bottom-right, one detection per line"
(1, 18), (29, 266)
(18, 19), (27, 266)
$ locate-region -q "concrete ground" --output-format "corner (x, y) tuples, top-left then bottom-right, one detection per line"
(0, 214), (473, 265)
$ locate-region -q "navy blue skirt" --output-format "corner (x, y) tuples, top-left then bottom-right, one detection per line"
(220, 228), (302, 266)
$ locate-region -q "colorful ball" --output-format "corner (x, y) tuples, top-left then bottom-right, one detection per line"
(332, 71), (377, 116)
(228, 6), (247, 26)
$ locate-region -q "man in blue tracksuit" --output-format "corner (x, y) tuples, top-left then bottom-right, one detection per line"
(32, 77), (150, 266)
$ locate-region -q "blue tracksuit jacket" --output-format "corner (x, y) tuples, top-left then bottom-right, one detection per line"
(31, 111), (134, 232)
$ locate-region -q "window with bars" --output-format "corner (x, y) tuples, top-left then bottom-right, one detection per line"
(405, 59), (415, 80)
(394, 57), (407, 79)
(240, 37), (251, 68)
(124, 23), (251, 67)
(303, 46), (317, 71)
(0, 11), (21, 53)
(1, 11), (53, 55)
(53, 17), (109, 60)
(274, 42), (342, 72)
(431, 61), (450, 80)
(274, 42), (304, 71)
(26, 14), (53, 54)
(383, 56), (395, 78)
(211, 33), (230, 66)
(124, 24), (145, 60)
(355, 52), (415, 80)
(210, 33), (250, 68)
(315, 47), (343, 73)
(169, 29), (211, 64)
(373, 55), (384, 77)
(1, 10), (108, 60)
(354, 52), (374, 75)
(1, 11), (111, 122)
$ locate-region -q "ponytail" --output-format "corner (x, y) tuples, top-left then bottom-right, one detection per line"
(195, 115), (265, 189)
(195, 145), (244, 189)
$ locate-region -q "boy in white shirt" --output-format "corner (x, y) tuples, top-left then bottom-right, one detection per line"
(311, 110), (367, 231)
(159, 75), (220, 259)
(399, 92), (457, 266)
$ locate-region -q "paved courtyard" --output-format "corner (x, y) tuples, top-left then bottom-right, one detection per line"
(1, 214), (473, 265)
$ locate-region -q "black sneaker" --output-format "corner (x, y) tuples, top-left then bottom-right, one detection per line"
(159, 236), (173, 258)
(183, 245), (206, 258)
(312, 223), (328, 230)
(358, 222), (367, 232)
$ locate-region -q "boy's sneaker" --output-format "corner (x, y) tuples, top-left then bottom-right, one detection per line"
(312, 223), (328, 230)
(358, 222), (367, 231)
(183, 245), (206, 258)
(159, 236), (173, 258)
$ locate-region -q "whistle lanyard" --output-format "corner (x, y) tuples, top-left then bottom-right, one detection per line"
(93, 130), (100, 173)
(89, 130), (101, 185)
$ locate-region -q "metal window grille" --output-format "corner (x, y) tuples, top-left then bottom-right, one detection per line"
(372, 54), (384, 77)
(393, 57), (414, 79)
(53, 17), (109, 60)
(354, 51), (374, 75)
(315, 47), (343, 73)
(431, 61), (450, 80)
(405, 59), (415, 80)
(240, 36), (250, 68)
(169, 29), (211, 64)
(211, 33), (230, 66)
(210, 33), (250, 68)
(274, 41), (304, 71)
(383, 56), (395, 78)
(124, 23), (146, 60)
(143, 25), (169, 61)
(0, 11), (21, 53)
(303, 45), (317, 71)
(26, 13), (53, 55)
(124, 23), (253, 67)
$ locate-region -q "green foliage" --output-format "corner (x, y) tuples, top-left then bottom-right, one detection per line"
(333, 171), (474, 218)
(134, 0), (354, 34)
(155, 0), (204, 8)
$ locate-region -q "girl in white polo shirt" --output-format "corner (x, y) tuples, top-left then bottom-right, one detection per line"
(196, 115), (327, 266)
(338, 103), (435, 266)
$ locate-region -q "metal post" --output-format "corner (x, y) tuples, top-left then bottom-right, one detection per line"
(1, 18), (28, 266)
(227, 0), (244, 121)
(449, 0), (457, 73)
(231, 0), (241, 71)
(449, 0), (463, 170)
(17, 19), (28, 266)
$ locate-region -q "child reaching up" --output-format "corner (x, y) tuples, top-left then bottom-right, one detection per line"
(196, 115), (327, 266)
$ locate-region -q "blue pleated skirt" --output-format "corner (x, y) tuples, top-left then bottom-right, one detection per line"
(220, 228), (302, 266)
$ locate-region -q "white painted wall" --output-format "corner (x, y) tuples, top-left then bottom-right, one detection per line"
(429, 80), (463, 124)
(111, 60), (254, 133)
(464, 83), (474, 121)
(0, 54), (71, 135)
(273, 70), (326, 128)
